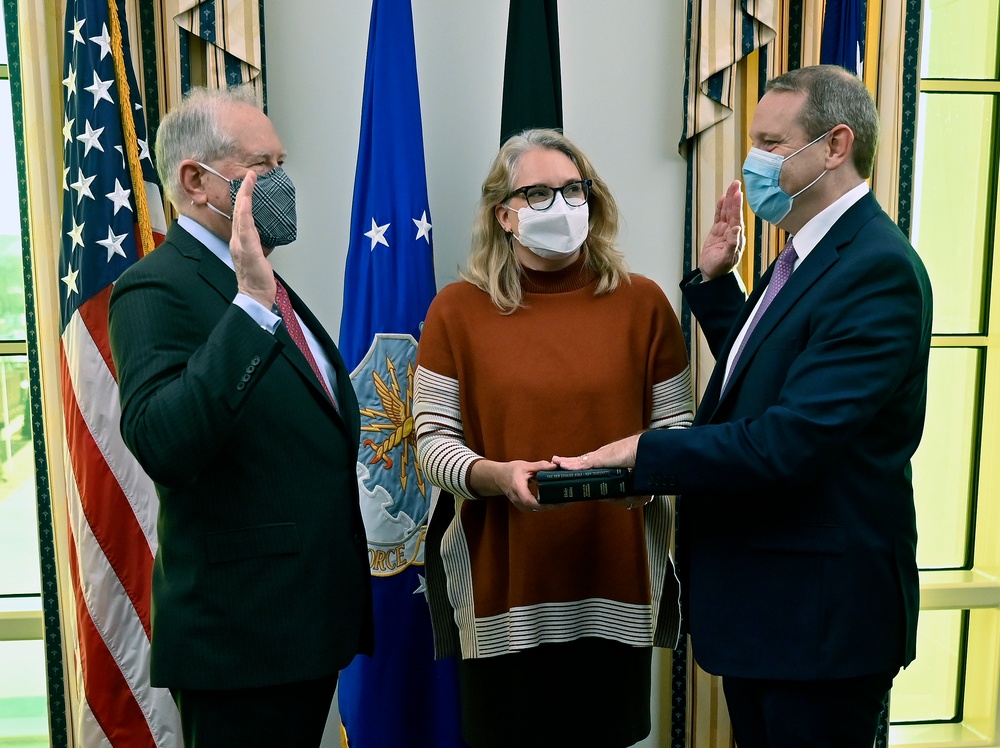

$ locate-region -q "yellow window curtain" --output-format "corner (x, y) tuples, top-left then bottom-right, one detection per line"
(164, 0), (264, 108)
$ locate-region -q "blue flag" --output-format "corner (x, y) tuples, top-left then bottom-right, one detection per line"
(820, 0), (865, 74)
(337, 1), (462, 746)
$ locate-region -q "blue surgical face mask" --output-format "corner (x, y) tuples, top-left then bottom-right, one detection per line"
(742, 130), (831, 224)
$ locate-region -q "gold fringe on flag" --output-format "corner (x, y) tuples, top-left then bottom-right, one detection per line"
(106, 0), (155, 258)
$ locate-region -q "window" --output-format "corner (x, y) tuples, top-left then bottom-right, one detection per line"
(889, 0), (1000, 743)
(0, 6), (50, 748)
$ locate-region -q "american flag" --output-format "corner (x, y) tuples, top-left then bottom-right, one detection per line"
(59, 0), (179, 744)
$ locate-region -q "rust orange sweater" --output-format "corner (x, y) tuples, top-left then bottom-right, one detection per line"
(415, 259), (692, 659)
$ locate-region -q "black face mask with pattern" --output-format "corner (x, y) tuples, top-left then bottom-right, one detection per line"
(199, 162), (298, 248)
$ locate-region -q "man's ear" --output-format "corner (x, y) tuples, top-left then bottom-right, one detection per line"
(178, 159), (207, 205)
(825, 124), (855, 171)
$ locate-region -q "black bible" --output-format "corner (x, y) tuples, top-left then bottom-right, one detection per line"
(535, 468), (634, 504)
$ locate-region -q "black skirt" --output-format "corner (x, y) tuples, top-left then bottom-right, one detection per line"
(458, 637), (652, 748)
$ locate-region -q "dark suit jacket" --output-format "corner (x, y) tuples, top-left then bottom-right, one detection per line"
(108, 222), (373, 690)
(632, 192), (932, 680)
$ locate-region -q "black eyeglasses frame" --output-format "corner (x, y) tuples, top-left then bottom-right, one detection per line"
(505, 179), (593, 211)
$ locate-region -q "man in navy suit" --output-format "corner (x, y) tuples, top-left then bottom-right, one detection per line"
(556, 65), (932, 746)
(109, 85), (373, 747)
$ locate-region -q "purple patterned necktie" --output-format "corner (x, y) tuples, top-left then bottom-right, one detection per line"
(274, 277), (336, 408)
(727, 238), (798, 379)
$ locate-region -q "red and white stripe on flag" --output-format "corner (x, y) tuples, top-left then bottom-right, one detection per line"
(59, 0), (177, 744)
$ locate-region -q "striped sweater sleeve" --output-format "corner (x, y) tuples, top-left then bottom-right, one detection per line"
(650, 364), (694, 430)
(413, 365), (481, 500)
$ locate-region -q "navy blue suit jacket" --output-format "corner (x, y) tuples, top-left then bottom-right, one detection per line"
(633, 192), (932, 680)
(109, 223), (373, 690)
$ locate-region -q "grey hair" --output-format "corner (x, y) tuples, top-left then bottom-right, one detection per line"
(765, 65), (880, 179)
(154, 84), (260, 207)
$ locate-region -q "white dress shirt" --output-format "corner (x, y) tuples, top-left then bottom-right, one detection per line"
(720, 181), (871, 389)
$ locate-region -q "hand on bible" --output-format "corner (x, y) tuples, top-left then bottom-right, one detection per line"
(230, 170), (277, 309)
(470, 458), (556, 512)
(552, 434), (641, 472)
(699, 179), (745, 281)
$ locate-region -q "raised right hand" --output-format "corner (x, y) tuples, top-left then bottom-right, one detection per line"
(230, 170), (277, 307)
(699, 179), (745, 281)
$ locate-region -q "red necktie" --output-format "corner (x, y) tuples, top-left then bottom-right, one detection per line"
(273, 278), (336, 407)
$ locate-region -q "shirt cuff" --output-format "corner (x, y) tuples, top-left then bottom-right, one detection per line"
(234, 292), (282, 334)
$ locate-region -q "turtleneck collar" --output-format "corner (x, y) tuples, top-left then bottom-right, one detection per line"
(519, 254), (598, 295)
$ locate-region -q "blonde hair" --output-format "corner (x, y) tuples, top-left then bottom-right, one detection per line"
(462, 129), (629, 313)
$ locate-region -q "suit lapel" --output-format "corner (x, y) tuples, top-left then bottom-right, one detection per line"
(171, 224), (354, 436)
(696, 272), (772, 420)
(275, 275), (359, 438)
(708, 192), (882, 417)
(177, 233), (328, 408)
(169, 223), (240, 304)
(716, 245), (836, 405)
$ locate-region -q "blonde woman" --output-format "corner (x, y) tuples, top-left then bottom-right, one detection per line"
(414, 129), (693, 748)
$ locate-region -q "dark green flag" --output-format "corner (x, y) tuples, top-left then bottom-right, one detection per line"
(500, 0), (562, 144)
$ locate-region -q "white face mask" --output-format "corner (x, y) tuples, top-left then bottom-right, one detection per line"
(513, 194), (589, 259)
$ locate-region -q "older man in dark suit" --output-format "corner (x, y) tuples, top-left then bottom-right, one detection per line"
(109, 85), (372, 747)
(556, 65), (932, 747)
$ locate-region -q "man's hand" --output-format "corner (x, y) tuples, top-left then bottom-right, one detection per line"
(699, 179), (745, 281)
(552, 434), (641, 471)
(230, 171), (276, 307)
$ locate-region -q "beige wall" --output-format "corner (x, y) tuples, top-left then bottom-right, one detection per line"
(261, 2), (689, 745)
(263, 0), (689, 337)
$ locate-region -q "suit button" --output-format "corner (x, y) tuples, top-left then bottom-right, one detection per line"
(251, 356), (261, 365)
(245, 364), (255, 373)
(241, 373), (252, 382)
(236, 382), (245, 391)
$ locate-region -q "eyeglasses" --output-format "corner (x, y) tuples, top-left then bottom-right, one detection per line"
(506, 179), (592, 211)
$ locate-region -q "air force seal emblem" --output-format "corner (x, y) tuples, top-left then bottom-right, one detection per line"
(350, 333), (434, 578)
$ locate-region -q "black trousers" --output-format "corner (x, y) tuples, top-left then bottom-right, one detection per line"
(171, 674), (338, 748)
(459, 638), (652, 748)
(722, 671), (895, 748)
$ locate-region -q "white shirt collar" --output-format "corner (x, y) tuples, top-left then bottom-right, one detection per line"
(178, 215), (234, 270)
(789, 181), (870, 266)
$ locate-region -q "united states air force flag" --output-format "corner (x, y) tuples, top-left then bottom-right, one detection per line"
(337, 1), (462, 746)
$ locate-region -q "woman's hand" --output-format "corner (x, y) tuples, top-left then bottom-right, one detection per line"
(699, 179), (745, 281)
(470, 459), (556, 512)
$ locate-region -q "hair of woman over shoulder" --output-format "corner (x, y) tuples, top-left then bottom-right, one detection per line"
(463, 128), (630, 314)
